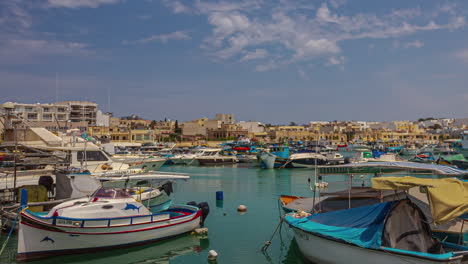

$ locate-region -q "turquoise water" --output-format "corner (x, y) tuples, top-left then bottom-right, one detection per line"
(0, 165), (412, 264)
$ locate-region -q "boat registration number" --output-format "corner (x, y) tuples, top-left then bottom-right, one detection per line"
(57, 219), (81, 226)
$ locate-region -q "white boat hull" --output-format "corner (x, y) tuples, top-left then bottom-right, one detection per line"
(171, 158), (199, 165)
(17, 206), (201, 261)
(259, 152), (276, 169)
(291, 227), (462, 264)
(129, 159), (166, 171)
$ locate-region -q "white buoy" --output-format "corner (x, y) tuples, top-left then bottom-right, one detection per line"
(194, 227), (208, 235)
(237, 205), (247, 212)
(208, 249), (218, 261)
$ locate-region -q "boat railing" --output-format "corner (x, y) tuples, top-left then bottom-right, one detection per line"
(23, 204), (198, 228)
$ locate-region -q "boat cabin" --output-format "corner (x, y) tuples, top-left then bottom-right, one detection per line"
(47, 188), (150, 218)
(198, 149), (222, 157)
(462, 131), (468, 148)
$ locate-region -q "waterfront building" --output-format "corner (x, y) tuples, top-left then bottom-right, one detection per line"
(237, 121), (265, 134)
(3, 102), (69, 124)
(182, 118), (222, 138)
(55, 101), (98, 125)
(96, 110), (111, 127)
(0, 102), (90, 131)
(214, 113), (235, 124)
(206, 124), (248, 140)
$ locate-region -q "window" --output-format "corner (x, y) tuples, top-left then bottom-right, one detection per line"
(42, 114), (52, 120)
(25, 107), (34, 112)
(57, 114), (66, 121)
(57, 107), (66, 112)
(77, 151), (109, 161)
(27, 113), (38, 120)
(43, 107), (50, 112)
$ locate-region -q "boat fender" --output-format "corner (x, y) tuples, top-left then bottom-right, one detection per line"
(198, 202), (210, 227)
(101, 164), (108, 170)
(292, 210), (311, 218)
(208, 250), (218, 261)
(194, 227), (208, 235)
(237, 205), (247, 212)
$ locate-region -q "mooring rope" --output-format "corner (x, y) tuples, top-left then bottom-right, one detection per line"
(0, 206), (28, 257)
(261, 215), (285, 252)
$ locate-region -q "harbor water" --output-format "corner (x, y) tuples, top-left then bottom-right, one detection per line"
(0, 165), (413, 264)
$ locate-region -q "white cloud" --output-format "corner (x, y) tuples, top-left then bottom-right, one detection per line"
(404, 40), (424, 48)
(326, 56), (345, 66)
(241, 49), (268, 61)
(255, 61), (278, 72)
(176, 1), (466, 71)
(47, 0), (120, 8)
(0, 1), (91, 65)
(195, 0), (262, 14)
(0, 39), (89, 65)
(161, 0), (191, 14)
(123, 31), (191, 44)
(0, 1), (32, 30)
(328, 0), (347, 9)
(316, 4), (340, 23)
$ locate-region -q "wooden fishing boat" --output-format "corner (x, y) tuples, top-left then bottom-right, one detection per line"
(284, 177), (468, 264)
(279, 187), (402, 214)
(285, 199), (468, 264)
(17, 188), (206, 261)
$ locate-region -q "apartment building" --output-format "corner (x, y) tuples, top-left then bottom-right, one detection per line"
(55, 101), (98, 125)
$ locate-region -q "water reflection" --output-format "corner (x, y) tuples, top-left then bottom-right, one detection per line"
(26, 234), (209, 264)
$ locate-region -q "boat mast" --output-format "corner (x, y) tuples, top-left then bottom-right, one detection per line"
(13, 123), (18, 190)
(311, 137), (318, 213)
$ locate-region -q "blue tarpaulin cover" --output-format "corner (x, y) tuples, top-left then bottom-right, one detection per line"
(285, 200), (466, 260)
(286, 201), (396, 249)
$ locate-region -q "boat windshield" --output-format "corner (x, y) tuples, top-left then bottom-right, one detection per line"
(92, 188), (132, 199)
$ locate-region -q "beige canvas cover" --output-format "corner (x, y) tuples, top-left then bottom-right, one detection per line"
(372, 176), (468, 225)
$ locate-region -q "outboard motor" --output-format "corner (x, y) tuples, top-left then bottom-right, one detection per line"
(197, 202), (210, 228)
(39, 176), (54, 196)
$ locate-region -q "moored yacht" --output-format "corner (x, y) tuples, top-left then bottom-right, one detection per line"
(286, 152), (328, 168)
(195, 148), (238, 165)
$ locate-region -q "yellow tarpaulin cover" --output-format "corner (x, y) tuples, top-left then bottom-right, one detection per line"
(372, 177), (468, 225)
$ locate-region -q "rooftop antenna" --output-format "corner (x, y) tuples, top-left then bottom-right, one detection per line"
(107, 88), (111, 113)
(55, 72), (59, 103)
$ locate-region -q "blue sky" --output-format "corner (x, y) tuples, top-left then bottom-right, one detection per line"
(1, 0), (468, 124)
